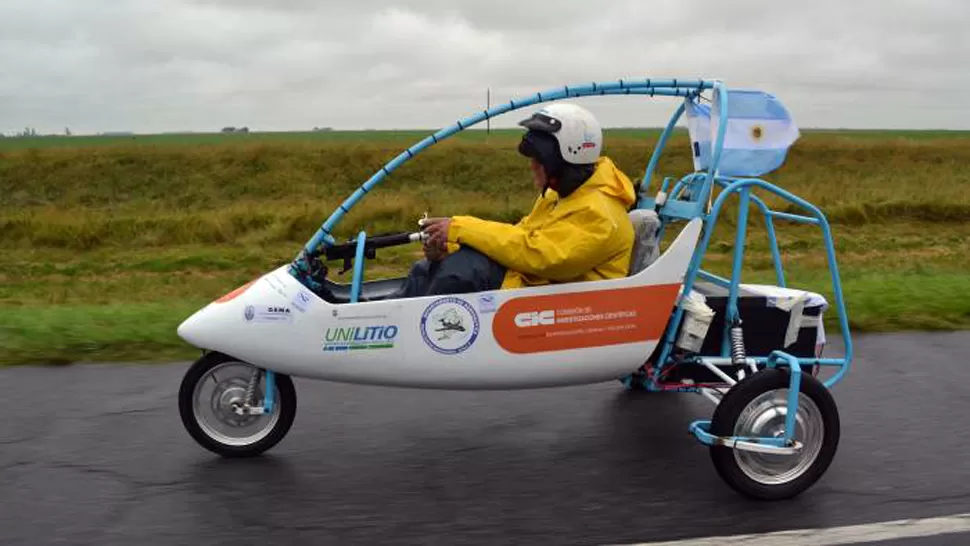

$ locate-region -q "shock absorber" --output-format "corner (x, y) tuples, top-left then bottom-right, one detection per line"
(730, 319), (747, 367)
(243, 367), (261, 409)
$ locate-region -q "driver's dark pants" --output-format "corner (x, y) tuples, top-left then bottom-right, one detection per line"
(398, 247), (507, 298)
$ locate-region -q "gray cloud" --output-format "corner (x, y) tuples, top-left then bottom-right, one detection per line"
(1, 0), (967, 135)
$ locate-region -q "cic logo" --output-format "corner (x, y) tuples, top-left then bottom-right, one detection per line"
(514, 310), (555, 328)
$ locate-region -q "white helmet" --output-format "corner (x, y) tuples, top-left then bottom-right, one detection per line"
(517, 102), (602, 165)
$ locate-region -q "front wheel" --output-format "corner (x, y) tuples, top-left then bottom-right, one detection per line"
(709, 368), (840, 500)
(178, 352), (297, 457)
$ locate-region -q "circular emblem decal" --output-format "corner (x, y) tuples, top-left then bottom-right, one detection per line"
(244, 305), (255, 322)
(420, 297), (480, 355)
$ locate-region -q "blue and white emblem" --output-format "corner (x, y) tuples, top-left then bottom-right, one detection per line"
(244, 305), (255, 322)
(420, 297), (479, 355)
(477, 293), (498, 314)
(291, 289), (313, 313)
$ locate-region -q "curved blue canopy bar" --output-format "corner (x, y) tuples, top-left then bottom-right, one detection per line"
(297, 78), (720, 258)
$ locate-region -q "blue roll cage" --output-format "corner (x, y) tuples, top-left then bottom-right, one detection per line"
(286, 78), (853, 444)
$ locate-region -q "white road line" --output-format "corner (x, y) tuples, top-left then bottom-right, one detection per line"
(615, 512), (970, 546)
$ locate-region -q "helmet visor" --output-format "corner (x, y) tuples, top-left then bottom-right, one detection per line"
(517, 112), (562, 133)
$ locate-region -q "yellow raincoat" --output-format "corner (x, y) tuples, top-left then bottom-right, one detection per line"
(446, 156), (636, 289)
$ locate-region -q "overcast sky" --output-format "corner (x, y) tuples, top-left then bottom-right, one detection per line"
(1, 0), (968, 135)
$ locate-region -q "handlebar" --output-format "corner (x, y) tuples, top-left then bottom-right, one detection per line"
(323, 231), (426, 262)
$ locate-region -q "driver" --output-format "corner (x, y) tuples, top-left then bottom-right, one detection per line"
(398, 102), (636, 297)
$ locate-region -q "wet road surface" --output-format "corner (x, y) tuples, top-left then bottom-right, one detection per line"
(1, 331), (969, 545)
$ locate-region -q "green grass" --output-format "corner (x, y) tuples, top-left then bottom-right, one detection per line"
(0, 302), (208, 365)
(3, 127), (970, 151)
(1, 129), (968, 365)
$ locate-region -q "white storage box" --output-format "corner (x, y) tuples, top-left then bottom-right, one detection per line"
(675, 290), (716, 353)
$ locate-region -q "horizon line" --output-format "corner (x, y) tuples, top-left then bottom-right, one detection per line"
(4, 126), (970, 138)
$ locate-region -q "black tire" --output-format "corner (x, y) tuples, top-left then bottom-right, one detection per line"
(178, 352), (297, 458)
(709, 368), (840, 500)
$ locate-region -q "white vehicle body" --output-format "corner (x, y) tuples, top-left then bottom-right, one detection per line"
(177, 219), (702, 390)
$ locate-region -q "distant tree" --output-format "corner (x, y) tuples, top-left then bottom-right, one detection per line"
(65, 127), (72, 136)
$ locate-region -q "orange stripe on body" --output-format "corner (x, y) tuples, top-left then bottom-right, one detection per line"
(492, 284), (681, 354)
(214, 280), (256, 303)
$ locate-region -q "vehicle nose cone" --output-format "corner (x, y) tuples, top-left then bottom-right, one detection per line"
(177, 308), (207, 346)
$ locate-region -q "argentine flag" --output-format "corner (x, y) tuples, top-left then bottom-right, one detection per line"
(684, 98), (712, 172)
(711, 89), (800, 177)
(684, 89), (800, 178)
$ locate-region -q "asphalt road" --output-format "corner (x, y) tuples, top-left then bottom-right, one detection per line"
(2, 331), (969, 546)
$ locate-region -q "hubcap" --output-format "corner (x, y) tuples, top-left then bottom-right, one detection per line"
(732, 389), (824, 485)
(192, 361), (280, 447)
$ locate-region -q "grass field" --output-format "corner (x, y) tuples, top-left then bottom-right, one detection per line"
(1, 128), (969, 365)
(3, 127), (970, 151)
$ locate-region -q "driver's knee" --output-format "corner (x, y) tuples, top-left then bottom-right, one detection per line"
(426, 247), (505, 295)
(398, 258), (437, 298)
(408, 258), (433, 277)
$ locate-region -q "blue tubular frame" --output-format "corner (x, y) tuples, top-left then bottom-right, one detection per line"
(638, 101), (686, 207)
(350, 231), (367, 303)
(281, 76), (853, 453)
(634, 84), (853, 458)
(727, 188), (752, 326)
(660, 173), (852, 452)
(650, 175), (854, 389)
(768, 351), (803, 441)
(762, 204), (786, 287)
(263, 370), (276, 413)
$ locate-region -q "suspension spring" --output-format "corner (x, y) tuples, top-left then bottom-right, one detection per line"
(730, 323), (747, 367)
(243, 367), (261, 407)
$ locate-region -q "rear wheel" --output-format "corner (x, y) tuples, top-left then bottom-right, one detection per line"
(709, 368), (839, 500)
(178, 352), (297, 457)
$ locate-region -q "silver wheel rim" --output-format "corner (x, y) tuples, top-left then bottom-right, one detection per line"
(192, 361), (280, 447)
(732, 388), (824, 485)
